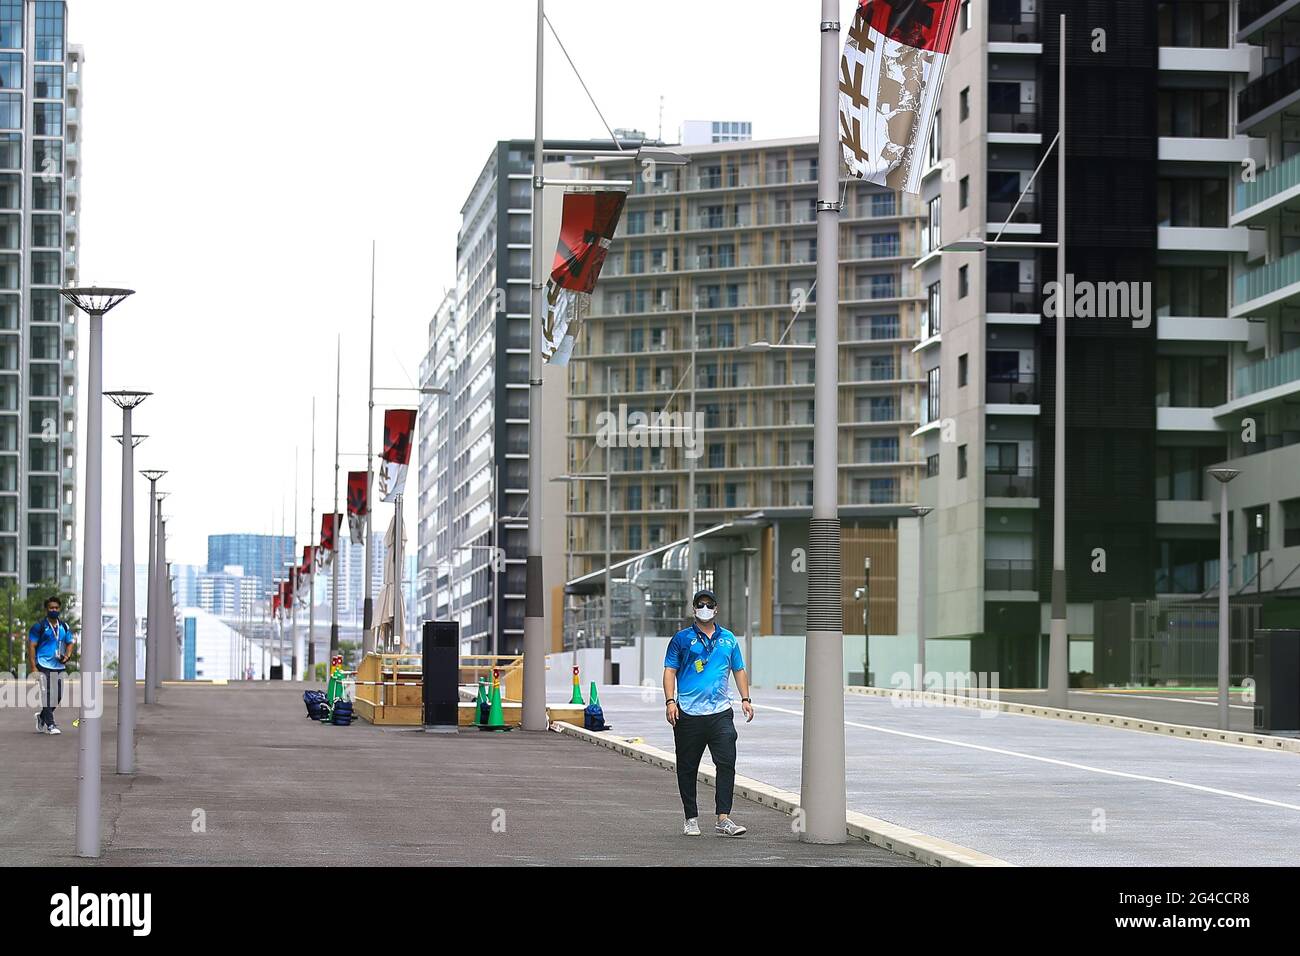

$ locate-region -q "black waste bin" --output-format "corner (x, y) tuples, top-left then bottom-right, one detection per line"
(1253, 629), (1300, 735)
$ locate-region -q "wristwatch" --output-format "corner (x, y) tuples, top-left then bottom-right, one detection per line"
(741, 697), (752, 703)
(665, 698), (676, 705)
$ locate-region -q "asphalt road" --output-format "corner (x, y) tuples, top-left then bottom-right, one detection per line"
(0, 678), (914, 867)
(596, 684), (1300, 866)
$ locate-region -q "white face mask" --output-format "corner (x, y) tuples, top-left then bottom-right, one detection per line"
(694, 605), (716, 623)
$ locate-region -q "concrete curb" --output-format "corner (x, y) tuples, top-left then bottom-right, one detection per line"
(774, 683), (1300, 754)
(554, 721), (1012, 867)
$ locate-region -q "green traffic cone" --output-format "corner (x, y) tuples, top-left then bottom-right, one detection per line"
(485, 679), (506, 731)
(569, 666), (584, 705)
(476, 677), (489, 725)
(588, 681), (600, 708)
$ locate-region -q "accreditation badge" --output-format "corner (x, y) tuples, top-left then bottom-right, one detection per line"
(694, 659), (705, 673)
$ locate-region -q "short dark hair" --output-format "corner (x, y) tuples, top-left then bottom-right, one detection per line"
(45, 595), (61, 608)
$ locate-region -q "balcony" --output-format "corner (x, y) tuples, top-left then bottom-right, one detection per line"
(987, 109), (1038, 134)
(987, 194), (1038, 226)
(1234, 151), (1300, 224)
(985, 559), (1036, 591)
(985, 468), (1037, 499)
(988, 16), (1038, 44)
(1232, 248), (1300, 315)
(1238, 57), (1300, 125)
(1233, 347), (1300, 402)
(986, 374), (1038, 405)
(986, 286), (1040, 316)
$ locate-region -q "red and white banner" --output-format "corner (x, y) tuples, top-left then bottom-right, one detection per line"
(839, 0), (959, 193)
(542, 190), (626, 366)
(320, 512), (342, 568)
(379, 409), (416, 502)
(272, 592), (282, 620)
(347, 470), (368, 546)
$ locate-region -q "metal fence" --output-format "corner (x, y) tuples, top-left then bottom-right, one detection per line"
(1129, 600), (1259, 685)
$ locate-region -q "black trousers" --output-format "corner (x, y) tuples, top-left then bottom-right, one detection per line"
(672, 708), (737, 819)
(37, 666), (63, 725)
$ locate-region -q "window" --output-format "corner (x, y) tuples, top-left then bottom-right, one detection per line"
(926, 281), (941, 337)
(1157, 2), (1229, 48)
(1155, 447), (1222, 501)
(957, 444), (968, 479)
(961, 0), (971, 32)
(1246, 505), (1269, 554)
(960, 87), (970, 121)
(1157, 177), (1227, 228)
(871, 192), (896, 216)
(33, 139), (60, 176)
(30, 251), (59, 286)
(35, 1), (65, 62)
(926, 366), (941, 423)
(0, 131), (16, 169)
(958, 264), (969, 298)
(869, 396), (896, 422)
(1155, 355), (1227, 407)
(868, 478), (897, 504)
(1156, 266), (1227, 316)
(868, 313), (899, 340)
(34, 65), (63, 99)
(927, 196), (941, 251)
(958, 353), (968, 387)
(1283, 498), (1300, 548)
(32, 178), (59, 210)
(928, 109), (942, 167)
(33, 102), (61, 136)
(986, 442), (1019, 473)
(0, 1), (20, 50)
(959, 175), (969, 209)
(869, 437), (899, 463)
(1158, 89), (1228, 139)
(0, 92), (18, 130)
(0, 52), (18, 89)
(926, 453), (940, 478)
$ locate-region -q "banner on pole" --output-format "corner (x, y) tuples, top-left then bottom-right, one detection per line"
(839, 0), (959, 193)
(379, 409), (416, 502)
(347, 470), (368, 546)
(542, 190), (626, 366)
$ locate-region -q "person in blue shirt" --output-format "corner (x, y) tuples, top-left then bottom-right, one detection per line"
(663, 587), (754, 837)
(28, 595), (74, 735)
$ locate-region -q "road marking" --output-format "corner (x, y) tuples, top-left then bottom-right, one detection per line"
(753, 702), (1300, 813)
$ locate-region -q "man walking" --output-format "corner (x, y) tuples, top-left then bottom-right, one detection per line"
(29, 595), (74, 735)
(663, 587), (754, 837)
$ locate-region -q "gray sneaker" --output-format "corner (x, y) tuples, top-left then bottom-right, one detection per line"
(46, 723), (61, 735)
(35, 714), (45, 734)
(682, 817), (701, 836)
(715, 817), (747, 837)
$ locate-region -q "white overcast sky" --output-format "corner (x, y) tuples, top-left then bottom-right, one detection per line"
(69, 0), (856, 567)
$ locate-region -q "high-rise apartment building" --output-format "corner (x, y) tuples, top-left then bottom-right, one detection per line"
(419, 140), (627, 654)
(564, 135), (927, 647)
(0, 2), (80, 596)
(912, 0), (1277, 684)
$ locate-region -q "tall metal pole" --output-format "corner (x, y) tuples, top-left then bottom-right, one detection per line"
(292, 446), (300, 679)
(114, 404), (144, 774)
(362, 241), (377, 654)
(151, 492), (168, 687)
(75, 314), (104, 858)
(688, 304), (697, 595)
(157, 515), (167, 679)
(799, 0), (847, 845)
(308, 397), (317, 677)
(1046, 14), (1069, 708)
(1218, 479), (1230, 729)
(604, 366), (612, 684)
(521, 0), (548, 731)
(912, 507), (932, 689)
(142, 473), (162, 704)
(331, 336), (341, 656)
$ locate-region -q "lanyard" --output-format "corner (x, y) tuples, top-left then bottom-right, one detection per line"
(44, 620), (62, 645)
(693, 624), (717, 661)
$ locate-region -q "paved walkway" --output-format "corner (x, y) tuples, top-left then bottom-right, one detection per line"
(0, 678), (913, 867)
(594, 685), (1300, 866)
